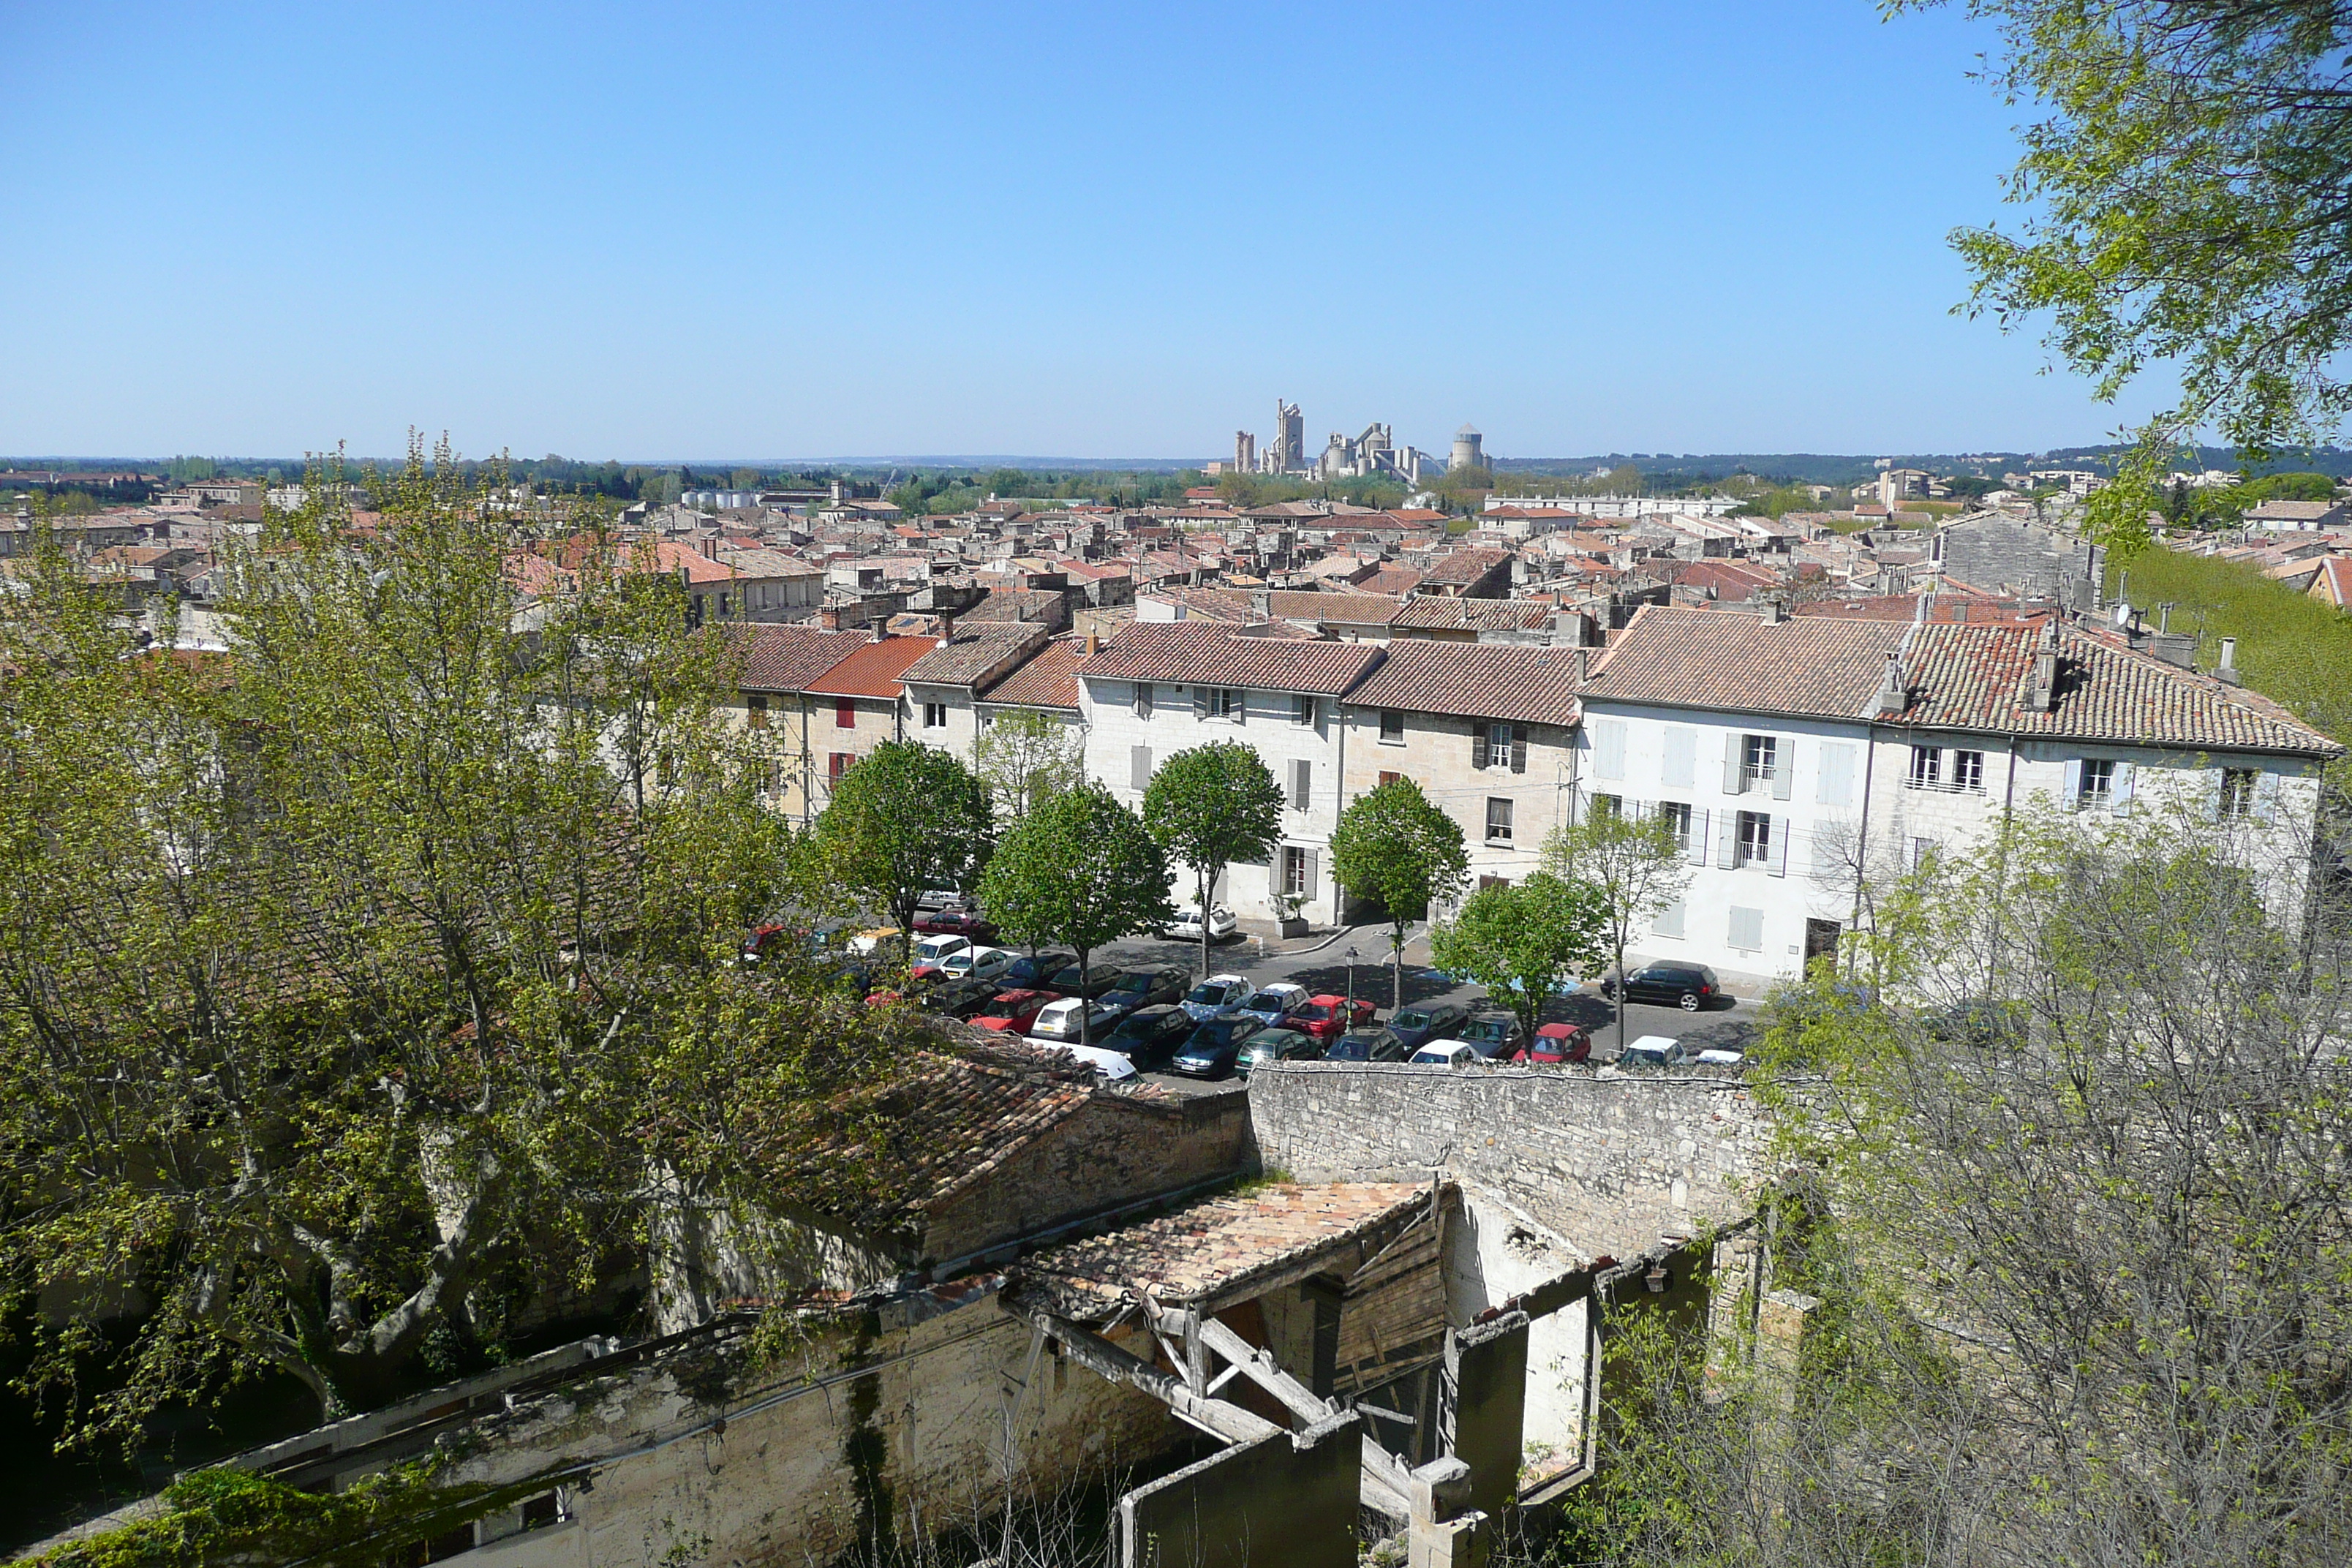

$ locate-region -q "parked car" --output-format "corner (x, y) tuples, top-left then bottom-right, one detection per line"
(1292, 994), (1376, 1044)
(1600, 963), (1724, 1012)
(1325, 1027), (1407, 1063)
(913, 908), (998, 942)
(1409, 1041), (1479, 1068)
(845, 926), (902, 956)
(1096, 1005), (1199, 1072)
(1455, 1013), (1526, 1058)
(1237, 1028), (1324, 1075)
(739, 921), (791, 967)
(1694, 1045), (1746, 1068)
(922, 976), (1009, 1019)
(1101, 966), (1189, 1017)
(997, 951), (1077, 991)
(1618, 1034), (1689, 1069)
(1386, 1001), (1469, 1053)
(910, 934), (972, 971)
(935, 945), (1015, 984)
(1235, 982), (1310, 1028)
(1163, 905), (1239, 942)
(1028, 996), (1123, 1044)
(1179, 973), (1254, 1021)
(1048, 1044), (1137, 1082)
(1167, 1016), (1267, 1079)
(970, 988), (1060, 1033)
(1045, 962), (1124, 1000)
(914, 885), (974, 913)
(1512, 1022), (1592, 1065)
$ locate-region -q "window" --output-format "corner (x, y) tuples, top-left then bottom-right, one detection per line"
(1478, 874), (1512, 892)
(746, 692), (769, 731)
(2220, 767), (2258, 821)
(1134, 683), (1153, 719)
(1659, 800), (1693, 853)
(1589, 793), (1621, 820)
(1294, 693), (1317, 725)
(834, 695), (856, 728)
(520, 1493), (562, 1531)
(1200, 687), (1241, 720)
(1953, 749), (1985, 792)
(921, 701), (948, 728)
(1379, 709), (1405, 744)
(1378, 769), (1404, 786)
(717, 592), (730, 618)
(1736, 810), (1773, 867)
(1728, 906), (1765, 953)
(1282, 845), (1309, 895)
(1289, 758), (1312, 811)
(2078, 758), (2116, 807)
(1743, 734), (1779, 789)
(1131, 745), (1153, 791)
(829, 752), (851, 782)
(1473, 721), (1525, 772)
(1487, 797), (1515, 843)
(1909, 836), (1939, 871)
(1908, 745), (1942, 788)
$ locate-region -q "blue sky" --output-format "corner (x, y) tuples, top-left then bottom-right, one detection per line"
(0, 1), (2171, 462)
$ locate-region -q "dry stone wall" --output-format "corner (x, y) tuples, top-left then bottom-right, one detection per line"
(1248, 1063), (1771, 1259)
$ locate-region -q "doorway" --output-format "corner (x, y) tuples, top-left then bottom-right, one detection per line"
(1803, 918), (1841, 968)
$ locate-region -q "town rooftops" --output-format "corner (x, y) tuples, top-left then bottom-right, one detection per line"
(899, 620), (1052, 687)
(1418, 547), (1512, 587)
(729, 624), (873, 692)
(1075, 621), (1386, 694)
(978, 636), (1086, 711)
(1388, 596), (1554, 634)
(1586, 605), (1907, 718)
(802, 630), (938, 698)
(1343, 639), (1585, 728)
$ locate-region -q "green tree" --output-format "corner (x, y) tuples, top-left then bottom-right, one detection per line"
(971, 707), (1085, 821)
(1141, 742), (1285, 976)
(1328, 778), (1469, 1011)
(1428, 872), (1610, 1043)
(1543, 803), (1692, 1055)
(979, 785), (1173, 1047)
(813, 739), (995, 957)
(1908, 1), (2352, 467)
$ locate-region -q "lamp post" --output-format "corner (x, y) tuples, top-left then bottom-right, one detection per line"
(1344, 946), (1358, 1016)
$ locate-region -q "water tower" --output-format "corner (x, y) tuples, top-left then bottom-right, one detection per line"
(1449, 423), (1484, 472)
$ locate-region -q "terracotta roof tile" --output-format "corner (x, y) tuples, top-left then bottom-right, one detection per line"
(1389, 597), (1553, 632)
(899, 621), (1052, 687)
(1344, 639), (1584, 727)
(1074, 622), (1385, 695)
(1586, 605), (1907, 717)
(1420, 548), (1512, 586)
(802, 633), (937, 698)
(979, 636), (1085, 710)
(728, 624), (872, 691)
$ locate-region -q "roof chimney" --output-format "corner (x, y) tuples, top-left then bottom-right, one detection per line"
(1575, 646), (1591, 686)
(871, 622), (888, 644)
(2217, 636), (2241, 684)
(1872, 653), (1907, 717)
(1085, 627), (1100, 656)
(1760, 597), (1784, 625)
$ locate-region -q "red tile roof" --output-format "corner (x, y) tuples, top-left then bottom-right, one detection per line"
(728, 623), (871, 691)
(1074, 621), (1385, 694)
(1420, 547), (1512, 587)
(1586, 605), (1907, 718)
(803, 633), (938, 698)
(1343, 639), (1584, 727)
(979, 636), (1086, 710)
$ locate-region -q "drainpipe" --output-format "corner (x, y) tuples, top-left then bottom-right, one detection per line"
(1848, 725), (1880, 977)
(1331, 689), (1347, 924)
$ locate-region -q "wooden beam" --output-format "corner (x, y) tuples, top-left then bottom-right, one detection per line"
(1025, 1311), (1281, 1447)
(1194, 1316), (1333, 1425)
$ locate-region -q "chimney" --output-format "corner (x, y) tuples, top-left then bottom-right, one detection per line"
(1913, 591), (1932, 625)
(1872, 653), (1907, 717)
(700, 535), (717, 562)
(1085, 628), (1100, 656)
(871, 622), (889, 644)
(1251, 589), (1273, 623)
(1575, 646), (1591, 686)
(1760, 597), (1784, 625)
(2217, 637), (2241, 684)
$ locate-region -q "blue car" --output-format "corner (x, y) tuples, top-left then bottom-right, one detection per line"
(1167, 1015), (1266, 1079)
(1179, 973), (1254, 1022)
(1385, 1000), (1469, 1053)
(1234, 983), (1309, 1029)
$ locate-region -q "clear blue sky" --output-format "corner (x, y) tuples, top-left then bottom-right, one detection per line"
(0, 1), (2171, 463)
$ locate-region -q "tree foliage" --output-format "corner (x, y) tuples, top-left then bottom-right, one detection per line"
(971, 709), (1084, 821)
(1329, 779), (1469, 1008)
(979, 785), (1172, 1047)
(1543, 803), (1692, 1053)
(1140, 742), (1284, 976)
(1428, 872), (1610, 1041)
(813, 739), (995, 951)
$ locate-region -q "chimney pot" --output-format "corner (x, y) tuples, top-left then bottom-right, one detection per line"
(1085, 628), (1100, 656)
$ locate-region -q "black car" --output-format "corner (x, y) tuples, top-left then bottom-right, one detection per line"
(1101, 966), (1189, 1017)
(1237, 1028), (1325, 1075)
(997, 951), (1077, 990)
(1097, 1005), (1199, 1071)
(1324, 1027), (1407, 1063)
(1601, 963), (1723, 1012)
(1046, 962), (1124, 1000)
(922, 976), (1009, 1019)
(1387, 1000), (1469, 1052)
(1167, 1016), (1266, 1079)
(1455, 1012), (1526, 1059)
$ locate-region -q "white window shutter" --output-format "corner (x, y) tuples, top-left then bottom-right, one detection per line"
(1594, 720), (1626, 782)
(1771, 814), (1790, 877)
(1817, 742), (1855, 807)
(1811, 828), (1843, 880)
(1131, 745), (1152, 791)
(1729, 906), (1764, 952)
(2204, 767), (2224, 822)
(2257, 770), (2280, 823)
(1723, 734), (1745, 795)
(1653, 900), (1686, 938)
(2062, 758), (2083, 808)
(1232, 689), (1245, 725)
(1662, 726), (1696, 788)
(1687, 807), (1711, 866)
(1771, 742), (1793, 800)
(2111, 761), (2136, 812)
(1303, 848), (1319, 902)
(1193, 685), (1209, 720)
(1471, 727), (1489, 770)
(1292, 758), (1311, 810)
(1716, 811), (1738, 868)
(1269, 853), (1284, 899)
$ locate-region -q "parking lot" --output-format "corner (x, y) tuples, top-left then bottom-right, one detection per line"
(1075, 924), (1760, 1098)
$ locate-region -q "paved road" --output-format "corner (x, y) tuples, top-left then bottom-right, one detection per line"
(1078, 924), (1759, 1097)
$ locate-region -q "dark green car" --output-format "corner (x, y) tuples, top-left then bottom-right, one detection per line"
(1237, 1028), (1325, 1076)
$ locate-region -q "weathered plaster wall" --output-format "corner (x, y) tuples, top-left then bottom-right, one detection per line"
(1248, 1062), (1768, 1262)
(1118, 1411), (1364, 1568)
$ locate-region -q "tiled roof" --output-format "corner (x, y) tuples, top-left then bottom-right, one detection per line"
(1420, 548), (1512, 586)
(899, 621), (1052, 686)
(1359, 565), (1427, 596)
(1074, 622), (1385, 694)
(1389, 596), (1554, 632)
(1343, 639), (1584, 727)
(1586, 605), (1907, 718)
(1270, 590), (1405, 625)
(979, 636), (1086, 710)
(964, 589), (1064, 622)
(2312, 556), (2352, 608)
(1012, 1181), (1431, 1317)
(802, 633), (938, 698)
(728, 623), (871, 691)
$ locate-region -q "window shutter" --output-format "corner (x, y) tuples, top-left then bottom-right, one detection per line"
(1291, 758), (1311, 810)
(1687, 807), (1711, 866)
(1303, 848), (1319, 902)
(2256, 770), (2280, 823)
(1471, 727), (1489, 770)
(1817, 742), (1855, 807)
(1131, 745), (1152, 791)
(1770, 814), (1790, 877)
(1771, 742), (1793, 800)
(1269, 853), (1284, 900)
(1193, 685), (1209, 720)
(2204, 767), (2225, 822)
(1652, 900), (1686, 938)
(1729, 906), (1764, 952)
(1232, 690), (1245, 725)
(1510, 725), (1528, 774)
(1716, 811), (1738, 868)
(2111, 761), (2136, 813)
(1723, 734), (1745, 794)
(1662, 725), (1696, 788)
(1593, 719), (1626, 781)
(2062, 758), (2083, 808)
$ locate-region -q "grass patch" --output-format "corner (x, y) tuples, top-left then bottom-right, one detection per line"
(2107, 545), (2352, 738)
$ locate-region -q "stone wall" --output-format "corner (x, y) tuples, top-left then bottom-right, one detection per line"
(1247, 1062), (1769, 1259)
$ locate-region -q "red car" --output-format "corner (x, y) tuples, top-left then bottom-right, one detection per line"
(1512, 1022), (1592, 1065)
(970, 988), (1059, 1033)
(1293, 994), (1377, 1044)
(913, 908), (999, 942)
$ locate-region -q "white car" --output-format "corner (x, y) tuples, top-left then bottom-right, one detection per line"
(1694, 1046), (1746, 1068)
(1409, 1041), (1479, 1068)
(1180, 973), (1254, 1021)
(910, 934), (971, 970)
(938, 944), (1014, 983)
(1620, 1034), (1689, 1069)
(1027, 996), (1121, 1044)
(1165, 905), (1239, 941)
(1047, 1044), (1137, 1082)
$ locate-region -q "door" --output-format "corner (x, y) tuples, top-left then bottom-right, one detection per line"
(1803, 918), (1841, 968)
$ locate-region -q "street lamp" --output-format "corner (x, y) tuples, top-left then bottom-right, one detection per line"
(1343, 947), (1358, 1015)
